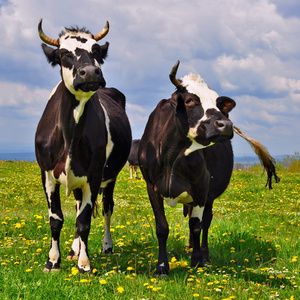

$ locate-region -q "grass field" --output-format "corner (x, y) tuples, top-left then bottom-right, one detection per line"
(0, 160), (299, 299)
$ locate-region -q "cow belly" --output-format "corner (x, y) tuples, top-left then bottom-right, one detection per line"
(164, 191), (193, 207)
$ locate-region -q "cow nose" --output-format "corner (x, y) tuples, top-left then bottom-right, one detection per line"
(215, 119), (233, 136)
(77, 65), (101, 81)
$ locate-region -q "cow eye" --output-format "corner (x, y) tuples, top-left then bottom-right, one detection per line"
(185, 98), (194, 105)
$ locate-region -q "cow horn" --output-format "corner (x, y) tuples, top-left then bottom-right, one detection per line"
(169, 60), (181, 88)
(38, 18), (59, 47)
(92, 21), (109, 41)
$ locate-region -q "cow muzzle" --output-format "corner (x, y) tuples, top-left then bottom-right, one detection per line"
(197, 117), (233, 144)
(73, 65), (106, 92)
(206, 118), (233, 141)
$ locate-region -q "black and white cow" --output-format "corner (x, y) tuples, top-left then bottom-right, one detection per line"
(128, 139), (140, 179)
(35, 19), (132, 273)
(138, 61), (279, 275)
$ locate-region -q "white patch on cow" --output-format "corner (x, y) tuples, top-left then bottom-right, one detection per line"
(45, 171), (63, 221)
(159, 262), (165, 267)
(99, 102), (114, 187)
(184, 140), (215, 156)
(180, 74), (219, 121)
(100, 178), (113, 188)
(69, 237), (80, 259)
(58, 155), (88, 196)
(48, 238), (60, 264)
(73, 97), (89, 123)
(102, 210), (113, 253)
(61, 66), (96, 103)
(100, 103), (114, 160)
(164, 191), (193, 208)
(59, 32), (96, 56)
(180, 74), (221, 148)
(191, 205), (205, 222)
(78, 238), (90, 271)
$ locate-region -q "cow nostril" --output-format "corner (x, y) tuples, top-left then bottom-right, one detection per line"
(215, 120), (225, 128)
(95, 68), (100, 75)
(79, 70), (86, 76)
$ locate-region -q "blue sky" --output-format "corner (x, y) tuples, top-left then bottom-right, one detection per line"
(0, 0), (299, 156)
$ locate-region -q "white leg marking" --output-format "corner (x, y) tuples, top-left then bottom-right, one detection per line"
(48, 238), (60, 264)
(191, 206), (205, 222)
(102, 210), (113, 253)
(78, 239), (90, 272)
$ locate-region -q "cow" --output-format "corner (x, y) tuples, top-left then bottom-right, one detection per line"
(128, 139), (140, 179)
(138, 61), (279, 276)
(35, 19), (132, 273)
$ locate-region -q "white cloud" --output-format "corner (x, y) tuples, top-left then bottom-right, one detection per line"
(0, 0), (299, 155)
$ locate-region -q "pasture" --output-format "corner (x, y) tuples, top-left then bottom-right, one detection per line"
(0, 160), (299, 299)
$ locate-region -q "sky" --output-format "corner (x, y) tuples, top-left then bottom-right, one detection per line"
(0, 0), (299, 156)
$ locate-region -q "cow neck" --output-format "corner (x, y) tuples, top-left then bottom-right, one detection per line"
(59, 85), (89, 154)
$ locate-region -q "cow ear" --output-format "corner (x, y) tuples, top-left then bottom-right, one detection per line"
(41, 43), (60, 66)
(175, 93), (189, 133)
(100, 42), (109, 60)
(217, 96), (236, 116)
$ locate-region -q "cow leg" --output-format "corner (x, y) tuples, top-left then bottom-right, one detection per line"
(201, 202), (213, 263)
(189, 205), (205, 268)
(129, 166), (133, 179)
(147, 183), (169, 276)
(134, 166), (138, 179)
(43, 171), (64, 273)
(101, 180), (116, 254)
(75, 184), (96, 272)
(66, 189), (82, 261)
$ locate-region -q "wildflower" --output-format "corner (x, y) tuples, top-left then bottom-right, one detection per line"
(100, 279), (107, 284)
(291, 256), (297, 262)
(117, 287), (124, 293)
(25, 269), (32, 272)
(80, 279), (89, 283)
(193, 294), (200, 298)
(71, 267), (79, 276)
(127, 266), (134, 271)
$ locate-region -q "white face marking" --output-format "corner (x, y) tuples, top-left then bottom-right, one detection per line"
(180, 74), (219, 123)
(59, 32), (96, 55)
(180, 74), (222, 148)
(59, 32), (100, 101)
(191, 205), (205, 222)
(164, 191), (193, 207)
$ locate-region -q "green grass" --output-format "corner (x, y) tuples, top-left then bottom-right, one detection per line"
(0, 161), (299, 299)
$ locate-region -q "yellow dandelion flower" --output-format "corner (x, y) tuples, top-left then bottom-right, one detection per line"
(100, 279), (107, 284)
(127, 266), (134, 271)
(80, 279), (89, 283)
(117, 287), (124, 293)
(25, 269), (32, 272)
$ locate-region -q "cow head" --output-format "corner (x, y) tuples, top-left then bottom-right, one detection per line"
(170, 61), (235, 150)
(38, 19), (109, 100)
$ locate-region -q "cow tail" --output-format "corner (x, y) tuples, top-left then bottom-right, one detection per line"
(233, 126), (280, 189)
(93, 199), (100, 218)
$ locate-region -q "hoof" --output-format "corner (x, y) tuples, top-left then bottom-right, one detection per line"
(102, 247), (113, 255)
(66, 250), (79, 261)
(66, 255), (79, 261)
(155, 263), (169, 277)
(43, 267), (60, 273)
